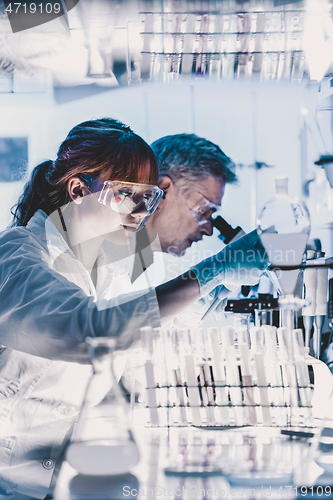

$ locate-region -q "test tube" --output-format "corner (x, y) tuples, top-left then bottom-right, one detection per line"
(254, 309), (273, 328)
(276, 326), (299, 426)
(141, 326), (159, 426)
(182, 329), (202, 426)
(154, 327), (169, 426)
(250, 327), (272, 426)
(315, 261), (328, 359)
(221, 326), (244, 426)
(238, 327), (257, 425)
(264, 325), (287, 426)
(252, 11), (265, 75)
(292, 328), (313, 426)
(302, 262), (317, 350)
(207, 327), (229, 425)
(197, 328), (215, 425)
(141, 14), (154, 80)
(162, 328), (176, 426)
(172, 329), (188, 426)
(209, 14), (223, 79)
(181, 13), (196, 75)
(195, 14), (210, 76)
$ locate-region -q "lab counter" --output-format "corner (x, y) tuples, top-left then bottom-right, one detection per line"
(54, 425), (333, 500)
(53, 358), (333, 500)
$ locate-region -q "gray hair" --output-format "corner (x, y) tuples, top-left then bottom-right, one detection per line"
(151, 133), (237, 186)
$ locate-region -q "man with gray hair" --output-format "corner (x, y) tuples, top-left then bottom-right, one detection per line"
(149, 133), (236, 253)
(131, 133), (237, 283)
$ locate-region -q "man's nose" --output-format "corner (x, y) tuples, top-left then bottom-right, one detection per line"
(200, 219), (213, 236)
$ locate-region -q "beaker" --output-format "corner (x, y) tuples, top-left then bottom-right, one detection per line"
(66, 337), (140, 476)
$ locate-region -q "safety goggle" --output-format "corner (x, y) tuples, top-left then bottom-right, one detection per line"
(181, 190), (220, 226)
(81, 174), (163, 216)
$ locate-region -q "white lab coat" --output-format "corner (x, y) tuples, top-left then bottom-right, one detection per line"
(0, 210), (160, 499)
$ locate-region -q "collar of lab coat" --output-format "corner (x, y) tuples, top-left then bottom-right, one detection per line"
(26, 209), (133, 302)
(26, 209), (96, 298)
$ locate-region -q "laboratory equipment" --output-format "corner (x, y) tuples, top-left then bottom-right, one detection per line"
(200, 216), (280, 323)
(302, 250), (328, 358)
(213, 216), (244, 244)
(220, 326), (244, 426)
(238, 327), (257, 425)
(197, 328), (216, 426)
(138, 3), (306, 84)
(314, 253), (328, 358)
(302, 250), (317, 350)
(183, 329), (202, 426)
(265, 326), (288, 427)
(131, 323), (314, 430)
(329, 278), (333, 344)
(192, 228), (267, 298)
(142, 327), (160, 427)
(207, 326), (229, 426)
(257, 174), (312, 400)
(257, 176), (311, 298)
(254, 308), (274, 327)
(293, 328), (313, 426)
(250, 327), (271, 426)
(66, 337), (139, 476)
(164, 428), (223, 476)
(222, 428), (295, 489)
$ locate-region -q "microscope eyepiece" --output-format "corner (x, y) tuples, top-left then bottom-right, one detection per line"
(212, 216), (243, 244)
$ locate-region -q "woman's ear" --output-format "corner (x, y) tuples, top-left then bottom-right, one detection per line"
(67, 177), (86, 205)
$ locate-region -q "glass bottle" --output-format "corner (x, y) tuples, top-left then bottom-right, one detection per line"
(257, 176), (311, 298)
(66, 337), (140, 476)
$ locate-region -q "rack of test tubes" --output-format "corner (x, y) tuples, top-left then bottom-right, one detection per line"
(131, 325), (314, 429)
(138, 1), (306, 83)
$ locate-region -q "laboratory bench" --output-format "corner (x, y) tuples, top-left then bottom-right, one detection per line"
(53, 359), (333, 500)
(53, 425), (332, 500)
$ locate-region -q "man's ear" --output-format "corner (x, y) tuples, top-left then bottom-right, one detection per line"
(67, 177), (86, 205)
(158, 176), (173, 200)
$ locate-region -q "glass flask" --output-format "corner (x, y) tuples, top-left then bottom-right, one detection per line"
(257, 176), (311, 297)
(66, 337), (140, 476)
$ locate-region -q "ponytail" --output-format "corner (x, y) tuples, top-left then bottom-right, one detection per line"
(10, 160), (54, 227)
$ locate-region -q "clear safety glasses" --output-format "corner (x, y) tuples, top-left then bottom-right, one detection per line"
(81, 174), (163, 216)
(181, 190), (220, 226)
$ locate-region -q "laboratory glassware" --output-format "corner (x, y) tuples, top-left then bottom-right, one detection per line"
(254, 308), (274, 327)
(302, 250), (328, 358)
(164, 427), (223, 476)
(257, 176), (311, 299)
(222, 428), (295, 488)
(66, 337), (140, 476)
(257, 177), (312, 427)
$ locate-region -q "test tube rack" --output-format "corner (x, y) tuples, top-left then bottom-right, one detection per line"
(132, 325), (314, 430)
(137, 1), (306, 83)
